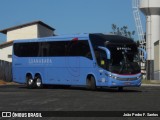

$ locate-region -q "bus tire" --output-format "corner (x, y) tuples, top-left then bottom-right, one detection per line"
(35, 75), (43, 88)
(118, 87), (123, 91)
(26, 76), (35, 89)
(86, 76), (96, 90)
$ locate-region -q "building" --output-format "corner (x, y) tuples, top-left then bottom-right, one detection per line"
(0, 21), (55, 62)
(139, 0), (160, 80)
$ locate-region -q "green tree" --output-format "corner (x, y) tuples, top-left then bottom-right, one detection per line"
(111, 24), (135, 39)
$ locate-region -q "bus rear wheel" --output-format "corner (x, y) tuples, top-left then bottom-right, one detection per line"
(86, 76), (96, 90)
(26, 76), (35, 89)
(35, 76), (43, 88)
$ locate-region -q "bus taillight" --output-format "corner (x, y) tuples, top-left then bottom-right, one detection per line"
(72, 37), (78, 41)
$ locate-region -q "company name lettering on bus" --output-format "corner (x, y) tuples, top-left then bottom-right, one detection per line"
(28, 58), (52, 64)
(117, 47), (131, 51)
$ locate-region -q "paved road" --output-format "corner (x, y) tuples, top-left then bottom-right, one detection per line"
(0, 85), (160, 120)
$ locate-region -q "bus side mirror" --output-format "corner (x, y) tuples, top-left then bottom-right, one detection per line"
(138, 48), (147, 62)
(98, 46), (111, 59)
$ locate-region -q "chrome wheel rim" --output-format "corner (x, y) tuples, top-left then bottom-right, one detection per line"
(36, 78), (41, 87)
(28, 79), (33, 85)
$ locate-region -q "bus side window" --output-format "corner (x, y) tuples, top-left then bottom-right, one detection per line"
(66, 40), (93, 60)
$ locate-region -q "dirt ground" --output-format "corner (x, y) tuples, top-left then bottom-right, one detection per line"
(0, 80), (18, 85)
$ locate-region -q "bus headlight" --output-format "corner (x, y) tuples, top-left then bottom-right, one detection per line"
(137, 75), (142, 79)
(112, 76), (117, 79)
(105, 73), (112, 77)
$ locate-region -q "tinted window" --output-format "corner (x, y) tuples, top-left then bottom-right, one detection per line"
(14, 42), (39, 57)
(14, 40), (92, 59)
(49, 41), (66, 56)
(66, 41), (92, 59)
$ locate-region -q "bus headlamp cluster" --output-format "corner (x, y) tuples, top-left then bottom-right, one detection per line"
(105, 73), (117, 79)
(111, 76), (117, 79)
(136, 75), (142, 79)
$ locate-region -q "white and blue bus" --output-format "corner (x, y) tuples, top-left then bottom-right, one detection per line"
(12, 33), (146, 90)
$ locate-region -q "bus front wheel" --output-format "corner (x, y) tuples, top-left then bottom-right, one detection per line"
(118, 87), (123, 91)
(86, 76), (96, 90)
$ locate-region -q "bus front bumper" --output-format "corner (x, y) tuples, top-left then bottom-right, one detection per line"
(106, 73), (142, 87)
(107, 78), (141, 87)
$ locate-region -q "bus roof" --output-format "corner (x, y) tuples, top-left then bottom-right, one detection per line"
(13, 33), (89, 43)
(13, 33), (135, 44)
(89, 33), (135, 44)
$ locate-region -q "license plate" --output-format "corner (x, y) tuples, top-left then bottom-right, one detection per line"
(125, 82), (130, 85)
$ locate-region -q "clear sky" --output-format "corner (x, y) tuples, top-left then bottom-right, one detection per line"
(0, 0), (145, 43)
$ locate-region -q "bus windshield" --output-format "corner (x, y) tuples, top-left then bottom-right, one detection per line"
(89, 34), (141, 75)
(108, 44), (140, 74)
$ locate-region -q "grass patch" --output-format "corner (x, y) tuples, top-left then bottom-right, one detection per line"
(142, 80), (160, 84)
(142, 80), (152, 84)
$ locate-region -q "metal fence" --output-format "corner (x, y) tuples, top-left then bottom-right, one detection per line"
(0, 60), (12, 82)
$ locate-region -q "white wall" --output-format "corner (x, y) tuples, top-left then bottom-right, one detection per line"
(0, 45), (12, 62)
(7, 25), (38, 41)
(154, 40), (160, 80)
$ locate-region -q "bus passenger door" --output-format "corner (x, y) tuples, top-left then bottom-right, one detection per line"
(95, 47), (110, 86)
